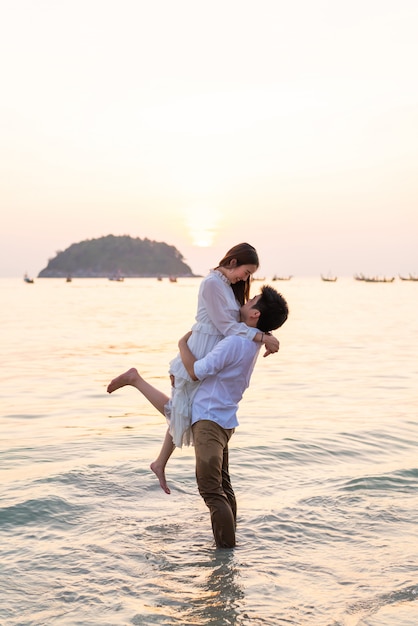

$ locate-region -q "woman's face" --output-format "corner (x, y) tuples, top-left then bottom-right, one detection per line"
(228, 263), (258, 284)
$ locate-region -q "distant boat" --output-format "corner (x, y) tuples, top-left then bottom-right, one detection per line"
(252, 276), (265, 282)
(23, 273), (34, 284)
(355, 274), (395, 283)
(321, 274), (337, 282)
(272, 275), (293, 281)
(399, 274), (418, 281)
(169, 276), (177, 283)
(66, 275), (72, 283)
(157, 276), (163, 281)
(108, 273), (124, 282)
(366, 277), (395, 283)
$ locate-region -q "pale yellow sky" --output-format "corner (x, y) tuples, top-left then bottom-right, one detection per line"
(1, 0), (417, 277)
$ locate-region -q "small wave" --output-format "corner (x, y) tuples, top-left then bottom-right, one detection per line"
(237, 428), (417, 472)
(37, 464), (150, 500)
(0, 495), (83, 529)
(344, 583), (418, 624)
(341, 468), (418, 493)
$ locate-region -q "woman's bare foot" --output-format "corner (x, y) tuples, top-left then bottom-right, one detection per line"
(150, 461), (171, 494)
(107, 367), (140, 393)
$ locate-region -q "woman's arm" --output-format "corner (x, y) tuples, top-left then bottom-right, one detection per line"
(254, 331), (280, 357)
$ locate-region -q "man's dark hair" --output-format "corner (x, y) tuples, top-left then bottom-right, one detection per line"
(254, 285), (289, 332)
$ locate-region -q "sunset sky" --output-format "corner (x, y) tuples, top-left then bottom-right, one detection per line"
(1, 0), (417, 278)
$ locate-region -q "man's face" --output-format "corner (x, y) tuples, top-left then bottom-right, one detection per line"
(240, 294), (261, 326)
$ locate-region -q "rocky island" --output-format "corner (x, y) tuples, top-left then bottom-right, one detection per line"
(38, 235), (195, 278)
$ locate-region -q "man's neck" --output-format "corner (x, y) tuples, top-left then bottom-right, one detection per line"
(240, 316), (257, 328)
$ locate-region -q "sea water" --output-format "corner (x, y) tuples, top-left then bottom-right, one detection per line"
(0, 276), (417, 625)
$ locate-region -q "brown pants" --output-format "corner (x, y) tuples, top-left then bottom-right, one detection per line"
(192, 420), (236, 549)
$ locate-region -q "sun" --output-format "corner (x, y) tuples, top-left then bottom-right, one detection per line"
(184, 207), (220, 247)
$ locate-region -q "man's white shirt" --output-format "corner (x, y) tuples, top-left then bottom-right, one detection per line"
(192, 335), (261, 430)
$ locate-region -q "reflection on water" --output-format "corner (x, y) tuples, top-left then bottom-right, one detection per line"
(191, 551), (245, 625)
(1, 277), (418, 625)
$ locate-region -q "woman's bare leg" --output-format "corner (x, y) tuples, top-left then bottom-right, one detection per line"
(107, 367), (169, 415)
(107, 367), (175, 493)
(150, 428), (175, 494)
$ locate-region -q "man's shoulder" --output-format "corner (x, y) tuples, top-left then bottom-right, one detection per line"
(222, 335), (259, 352)
(223, 334), (250, 344)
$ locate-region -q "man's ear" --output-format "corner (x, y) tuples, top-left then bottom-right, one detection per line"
(251, 309), (261, 322)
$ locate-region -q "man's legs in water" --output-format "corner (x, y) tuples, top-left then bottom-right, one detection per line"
(192, 420), (236, 549)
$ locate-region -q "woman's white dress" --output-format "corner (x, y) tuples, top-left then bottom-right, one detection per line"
(165, 269), (258, 447)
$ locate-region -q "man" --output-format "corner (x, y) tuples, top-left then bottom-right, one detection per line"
(107, 285), (288, 548)
(177, 285), (288, 548)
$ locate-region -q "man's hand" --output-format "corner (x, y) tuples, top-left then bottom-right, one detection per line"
(263, 333), (280, 357)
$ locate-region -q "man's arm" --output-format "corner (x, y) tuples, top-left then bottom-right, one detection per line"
(256, 331), (280, 357)
(178, 332), (198, 381)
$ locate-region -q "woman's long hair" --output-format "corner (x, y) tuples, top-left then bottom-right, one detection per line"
(217, 243), (259, 305)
